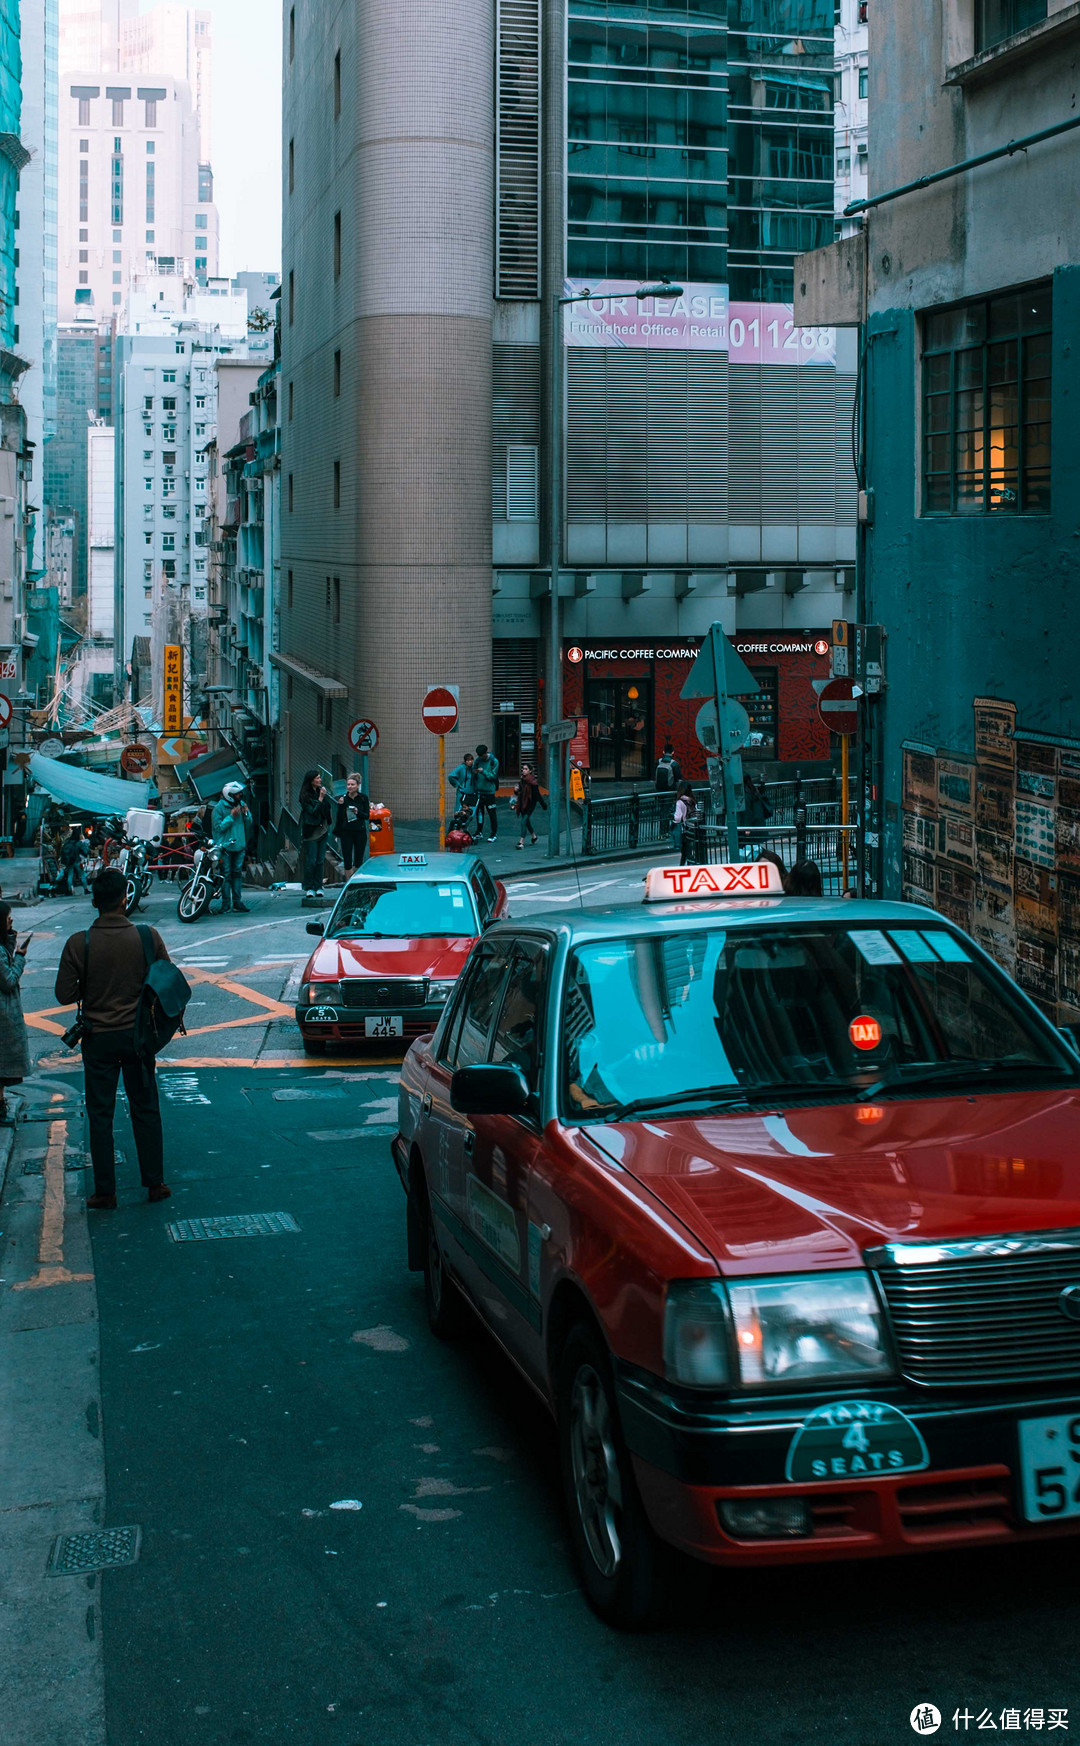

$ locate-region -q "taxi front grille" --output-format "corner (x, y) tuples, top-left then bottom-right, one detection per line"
(340, 979), (427, 1009)
(870, 1230), (1080, 1388)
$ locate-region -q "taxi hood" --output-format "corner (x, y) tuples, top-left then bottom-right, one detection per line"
(306, 935), (474, 982)
(582, 1088), (1080, 1274)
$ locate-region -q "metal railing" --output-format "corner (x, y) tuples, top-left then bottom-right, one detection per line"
(581, 773), (858, 857)
(682, 821), (870, 897)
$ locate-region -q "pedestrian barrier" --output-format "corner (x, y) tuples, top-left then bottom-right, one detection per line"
(681, 821), (870, 896)
(581, 773), (858, 858)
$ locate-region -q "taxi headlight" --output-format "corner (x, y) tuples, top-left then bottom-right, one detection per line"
(728, 1273), (891, 1387)
(303, 982), (343, 1005)
(427, 979), (456, 1006)
(663, 1281), (731, 1388)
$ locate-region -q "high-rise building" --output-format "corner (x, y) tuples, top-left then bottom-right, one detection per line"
(112, 268), (248, 683)
(43, 318), (113, 601)
(117, 3), (211, 161)
(280, 0), (854, 818)
(833, 0), (868, 236)
(17, 0), (60, 597)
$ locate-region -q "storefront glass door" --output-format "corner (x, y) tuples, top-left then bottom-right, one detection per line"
(586, 678), (652, 781)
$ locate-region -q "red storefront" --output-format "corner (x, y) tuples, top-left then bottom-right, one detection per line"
(562, 635), (834, 781)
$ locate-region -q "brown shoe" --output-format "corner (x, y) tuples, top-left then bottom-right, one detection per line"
(147, 1184), (171, 1203)
(87, 1193), (117, 1210)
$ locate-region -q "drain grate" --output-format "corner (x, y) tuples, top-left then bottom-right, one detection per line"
(48, 1527), (141, 1576)
(167, 1212), (301, 1243)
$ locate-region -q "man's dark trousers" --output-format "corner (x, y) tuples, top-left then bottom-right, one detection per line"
(82, 1030), (164, 1196)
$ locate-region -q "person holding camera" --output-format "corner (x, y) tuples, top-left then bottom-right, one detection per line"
(55, 869), (171, 1210)
(298, 770), (333, 899)
(0, 903), (30, 1122)
(211, 780), (252, 913)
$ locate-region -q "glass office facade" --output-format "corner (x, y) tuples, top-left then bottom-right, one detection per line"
(566, 0), (834, 298)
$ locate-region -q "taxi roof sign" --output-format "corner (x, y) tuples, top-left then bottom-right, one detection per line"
(399, 852), (428, 867)
(644, 861), (785, 902)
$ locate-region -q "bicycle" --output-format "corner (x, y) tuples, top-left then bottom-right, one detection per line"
(177, 842), (225, 922)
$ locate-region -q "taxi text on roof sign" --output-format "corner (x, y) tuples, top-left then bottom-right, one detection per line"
(644, 861), (785, 901)
(399, 852), (428, 867)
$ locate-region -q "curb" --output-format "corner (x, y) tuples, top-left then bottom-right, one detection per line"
(498, 841), (674, 883)
(0, 1096), (23, 1203)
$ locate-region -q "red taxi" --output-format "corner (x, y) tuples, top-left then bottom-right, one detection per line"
(297, 851), (508, 1053)
(392, 859), (1080, 1626)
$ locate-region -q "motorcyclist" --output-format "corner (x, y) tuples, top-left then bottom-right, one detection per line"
(210, 782), (252, 914)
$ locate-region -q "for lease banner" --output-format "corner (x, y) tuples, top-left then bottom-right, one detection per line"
(563, 281), (837, 364)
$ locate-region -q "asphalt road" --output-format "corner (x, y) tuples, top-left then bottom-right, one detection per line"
(6, 868), (1080, 1746)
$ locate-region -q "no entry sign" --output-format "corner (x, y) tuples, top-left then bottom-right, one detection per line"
(422, 686), (458, 736)
(348, 718), (379, 754)
(817, 677), (859, 737)
(0, 693), (12, 730)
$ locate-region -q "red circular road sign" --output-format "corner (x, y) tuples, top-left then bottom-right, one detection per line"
(0, 693), (11, 729)
(120, 743), (151, 775)
(348, 717), (379, 754)
(422, 686), (458, 736)
(817, 676), (859, 737)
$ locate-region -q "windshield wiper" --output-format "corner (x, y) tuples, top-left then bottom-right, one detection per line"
(610, 1084), (754, 1120)
(858, 1058), (1079, 1100)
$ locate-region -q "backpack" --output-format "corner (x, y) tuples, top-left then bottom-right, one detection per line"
(655, 755), (676, 792)
(132, 926), (192, 1056)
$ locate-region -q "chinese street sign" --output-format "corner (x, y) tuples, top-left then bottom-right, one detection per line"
(163, 643), (184, 735)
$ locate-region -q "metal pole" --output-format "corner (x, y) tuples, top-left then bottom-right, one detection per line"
(841, 731), (850, 893)
(438, 733), (447, 850)
(709, 627), (740, 861)
(546, 289), (563, 859)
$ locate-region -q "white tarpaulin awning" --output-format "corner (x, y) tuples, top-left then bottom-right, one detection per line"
(29, 753), (154, 816)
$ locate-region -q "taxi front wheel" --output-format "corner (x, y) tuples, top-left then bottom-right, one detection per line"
(557, 1323), (711, 1631)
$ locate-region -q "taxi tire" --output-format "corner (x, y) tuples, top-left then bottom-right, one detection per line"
(420, 1182), (466, 1339)
(557, 1322), (710, 1631)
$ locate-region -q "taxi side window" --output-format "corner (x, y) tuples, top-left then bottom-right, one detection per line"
(470, 871), (492, 926)
(474, 863), (498, 913)
(489, 941), (547, 1092)
(444, 943), (513, 1070)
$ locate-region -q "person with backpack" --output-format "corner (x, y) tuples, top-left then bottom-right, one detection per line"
(55, 868), (174, 1210)
(335, 773), (370, 873)
(654, 742), (682, 793)
(473, 744), (500, 841)
(671, 780), (698, 863)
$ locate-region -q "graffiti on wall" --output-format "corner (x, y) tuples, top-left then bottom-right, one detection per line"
(901, 697), (1080, 1019)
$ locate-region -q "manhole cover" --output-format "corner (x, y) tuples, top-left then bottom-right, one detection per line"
(166, 1212), (301, 1243)
(48, 1527), (141, 1576)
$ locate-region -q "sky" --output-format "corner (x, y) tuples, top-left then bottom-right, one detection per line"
(201, 0), (282, 277)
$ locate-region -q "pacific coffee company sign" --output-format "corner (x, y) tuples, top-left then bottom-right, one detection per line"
(566, 637), (829, 663)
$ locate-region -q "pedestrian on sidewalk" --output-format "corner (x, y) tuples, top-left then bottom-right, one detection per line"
(298, 770), (332, 899)
(335, 773), (370, 874)
(671, 780), (696, 863)
(57, 823), (90, 896)
(0, 903), (31, 1122)
(211, 781), (252, 913)
(654, 742), (682, 792)
(55, 869), (170, 1210)
(448, 751), (478, 826)
(512, 764), (547, 849)
(474, 744), (500, 841)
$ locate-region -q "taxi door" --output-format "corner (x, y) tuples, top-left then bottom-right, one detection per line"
(418, 940), (514, 1276)
(457, 938), (550, 1386)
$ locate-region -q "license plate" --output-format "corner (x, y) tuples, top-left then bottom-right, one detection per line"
(365, 1015), (403, 1038)
(306, 1007), (338, 1023)
(1018, 1412), (1080, 1522)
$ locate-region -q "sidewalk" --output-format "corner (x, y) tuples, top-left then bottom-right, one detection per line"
(386, 814), (668, 882)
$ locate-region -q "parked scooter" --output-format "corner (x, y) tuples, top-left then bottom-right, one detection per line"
(176, 841), (225, 922)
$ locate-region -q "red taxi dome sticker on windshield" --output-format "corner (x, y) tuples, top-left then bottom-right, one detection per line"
(644, 861), (785, 901)
(785, 1400), (929, 1484)
(849, 1014), (883, 1050)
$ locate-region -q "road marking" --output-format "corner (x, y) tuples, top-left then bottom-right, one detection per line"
(12, 1118), (93, 1291)
(33, 1052), (403, 1071)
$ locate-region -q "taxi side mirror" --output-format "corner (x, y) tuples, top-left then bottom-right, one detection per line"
(450, 1063), (530, 1116)
(306, 920), (324, 936)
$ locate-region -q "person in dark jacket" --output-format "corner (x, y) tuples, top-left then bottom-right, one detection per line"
(474, 745), (500, 840)
(654, 743), (682, 792)
(298, 770), (333, 899)
(0, 902), (30, 1121)
(55, 869), (170, 1209)
(512, 764), (548, 849)
(742, 771), (773, 826)
(57, 823), (91, 895)
(335, 773), (370, 873)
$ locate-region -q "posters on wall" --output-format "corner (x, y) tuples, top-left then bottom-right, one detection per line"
(901, 698), (1080, 1019)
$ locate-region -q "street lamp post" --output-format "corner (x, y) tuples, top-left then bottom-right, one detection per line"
(545, 278), (683, 858)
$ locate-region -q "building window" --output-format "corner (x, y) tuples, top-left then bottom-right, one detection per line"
(288, 379), (294, 420)
(195, 257), (207, 272)
(288, 473), (294, 511)
(111, 148), (124, 225)
(144, 98), (157, 127)
(922, 282), (1051, 515)
(80, 139), (88, 153)
(975, 0), (1047, 50)
(333, 211), (341, 278)
(78, 97), (91, 125)
(288, 269), (294, 324)
(79, 249), (88, 263)
(289, 5), (295, 62)
(333, 576), (340, 624)
(333, 349), (341, 397)
(195, 212), (207, 229)
(79, 270), (89, 284)
(334, 50), (341, 117)
(858, 66), (868, 98)
(333, 460), (341, 507)
(287, 569), (293, 608)
(162, 533), (175, 551)
(146, 230), (154, 243)
(288, 138), (294, 193)
(146, 140), (155, 155)
(146, 162), (155, 222)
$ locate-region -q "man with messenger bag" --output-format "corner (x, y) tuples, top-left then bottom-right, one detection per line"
(56, 868), (190, 1211)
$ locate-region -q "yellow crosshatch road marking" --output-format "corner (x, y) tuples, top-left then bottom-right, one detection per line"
(12, 1117), (93, 1291)
(26, 966), (294, 1042)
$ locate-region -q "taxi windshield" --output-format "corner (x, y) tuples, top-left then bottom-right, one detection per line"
(328, 879), (478, 938)
(562, 923), (1078, 1120)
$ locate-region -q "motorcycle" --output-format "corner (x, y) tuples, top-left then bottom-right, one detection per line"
(177, 842), (224, 922)
(117, 837), (152, 915)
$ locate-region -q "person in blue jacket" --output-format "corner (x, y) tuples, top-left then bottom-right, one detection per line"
(211, 781), (252, 914)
